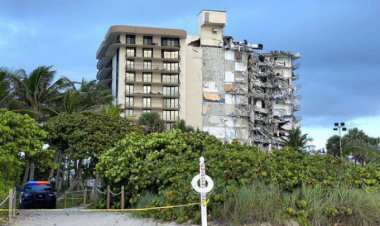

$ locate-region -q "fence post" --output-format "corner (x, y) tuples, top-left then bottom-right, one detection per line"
(12, 188), (16, 217)
(8, 189), (12, 220)
(64, 192), (67, 209)
(83, 187), (87, 207)
(106, 185), (110, 209)
(121, 186), (124, 209)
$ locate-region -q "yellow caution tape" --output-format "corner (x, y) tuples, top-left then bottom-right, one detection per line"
(0, 200), (209, 212)
(80, 199), (209, 212)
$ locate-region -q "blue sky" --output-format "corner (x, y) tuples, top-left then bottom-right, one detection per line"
(0, 0), (379, 148)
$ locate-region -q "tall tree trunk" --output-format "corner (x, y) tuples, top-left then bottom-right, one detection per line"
(55, 153), (63, 192)
(28, 161), (35, 181)
(68, 159), (84, 191)
(49, 150), (61, 180)
(22, 161), (30, 186)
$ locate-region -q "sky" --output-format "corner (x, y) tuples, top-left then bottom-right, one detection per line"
(0, 0), (379, 149)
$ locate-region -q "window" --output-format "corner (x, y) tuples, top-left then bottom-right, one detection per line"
(143, 109), (151, 113)
(126, 97), (134, 107)
(126, 84), (134, 94)
(143, 49), (153, 58)
(162, 50), (179, 59)
(164, 98), (179, 108)
(143, 97), (151, 107)
(143, 73), (152, 82)
(127, 60), (135, 69)
(143, 85), (151, 94)
(162, 74), (178, 84)
(126, 35), (135, 44)
(163, 110), (179, 120)
(163, 62), (179, 71)
(161, 38), (179, 47)
(126, 72), (135, 82)
(126, 109), (134, 116)
(166, 122), (174, 130)
(126, 48), (135, 57)
(163, 86), (178, 96)
(143, 36), (153, 45)
(143, 61), (152, 70)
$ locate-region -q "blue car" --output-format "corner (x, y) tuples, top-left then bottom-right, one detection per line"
(20, 181), (56, 209)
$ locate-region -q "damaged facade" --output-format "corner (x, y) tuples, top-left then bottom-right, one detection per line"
(96, 10), (300, 150)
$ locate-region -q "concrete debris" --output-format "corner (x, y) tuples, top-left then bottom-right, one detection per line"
(224, 84), (234, 92)
(201, 35), (300, 151)
(203, 92), (221, 101)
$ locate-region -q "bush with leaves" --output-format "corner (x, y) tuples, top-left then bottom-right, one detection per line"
(0, 110), (47, 193)
(96, 130), (380, 223)
(44, 112), (141, 190)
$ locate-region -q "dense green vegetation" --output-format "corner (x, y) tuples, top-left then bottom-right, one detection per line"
(44, 112), (140, 191)
(96, 130), (380, 225)
(0, 110), (47, 197)
(326, 128), (380, 164)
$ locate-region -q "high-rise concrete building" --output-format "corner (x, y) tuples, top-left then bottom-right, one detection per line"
(97, 10), (300, 150)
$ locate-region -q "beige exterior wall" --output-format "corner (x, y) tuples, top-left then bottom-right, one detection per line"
(181, 36), (203, 129)
(197, 10), (226, 47)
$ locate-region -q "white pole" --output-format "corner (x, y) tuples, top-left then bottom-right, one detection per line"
(199, 157), (207, 226)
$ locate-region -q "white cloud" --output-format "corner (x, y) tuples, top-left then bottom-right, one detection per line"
(303, 115), (380, 150)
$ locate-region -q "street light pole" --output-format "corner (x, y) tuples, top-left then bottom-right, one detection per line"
(333, 122), (347, 158)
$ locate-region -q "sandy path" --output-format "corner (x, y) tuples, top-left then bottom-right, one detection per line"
(13, 209), (197, 226)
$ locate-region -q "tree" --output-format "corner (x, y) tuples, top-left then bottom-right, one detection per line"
(101, 105), (122, 118)
(60, 79), (112, 114)
(280, 128), (313, 152)
(44, 112), (141, 191)
(343, 143), (380, 165)
(9, 66), (71, 122)
(0, 68), (12, 109)
(172, 119), (194, 133)
(343, 128), (379, 146)
(138, 112), (165, 134)
(326, 135), (341, 157)
(326, 128), (380, 164)
(0, 110), (47, 186)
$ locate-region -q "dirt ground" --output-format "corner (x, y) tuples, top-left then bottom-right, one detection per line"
(12, 209), (197, 226)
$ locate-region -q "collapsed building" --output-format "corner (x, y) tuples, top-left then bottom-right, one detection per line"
(96, 10), (300, 150)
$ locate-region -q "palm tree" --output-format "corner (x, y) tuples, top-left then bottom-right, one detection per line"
(173, 119), (194, 133)
(0, 68), (12, 108)
(280, 128), (313, 152)
(138, 112), (165, 134)
(10, 66), (71, 122)
(101, 105), (122, 118)
(343, 143), (380, 165)
(326, 135), (341, 157)
(60, 79), (112, 114)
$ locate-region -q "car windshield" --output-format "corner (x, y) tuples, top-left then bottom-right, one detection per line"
(24, 186), (52, 192)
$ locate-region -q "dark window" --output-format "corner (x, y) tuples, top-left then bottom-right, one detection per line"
(126, 35), (135, 44)
(143, 36), (153, 45)
(161, 38), (179, 47)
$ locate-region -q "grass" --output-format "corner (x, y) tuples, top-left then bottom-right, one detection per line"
(216, 181), (380, 226)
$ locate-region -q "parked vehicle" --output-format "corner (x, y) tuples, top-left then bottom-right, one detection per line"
(20, 181), (56, 209)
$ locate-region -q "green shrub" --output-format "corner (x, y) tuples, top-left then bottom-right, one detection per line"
(95, 130), (380, 223)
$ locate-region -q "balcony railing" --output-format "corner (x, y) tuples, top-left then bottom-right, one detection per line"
(126, 63), (180, 72)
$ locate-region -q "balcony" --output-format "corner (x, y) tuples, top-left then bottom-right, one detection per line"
(125, 81), (180, 86)
(126, 63), (180, 73)
(126, 56), (180, 63)
(96, 67), (112, 80)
